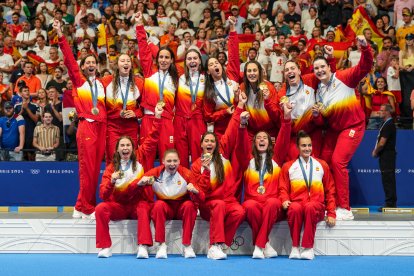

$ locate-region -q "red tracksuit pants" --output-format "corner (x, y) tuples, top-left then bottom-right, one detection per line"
(243, 198), (283, 248)
(174, 115), (206, 168)
(199, 199), (245, 246)
(151, 199), (198, 245)
(287, 201), (325, 248)
(75, 120), (106, 215)
(136, 201), (153, 246)
(106, 118), (139, 165)
(140, 115), (174, 170)
(321, 123), (365, 210)
(95, 201), (137, 248)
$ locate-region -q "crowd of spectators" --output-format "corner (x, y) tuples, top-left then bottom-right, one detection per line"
(0, 0), (413, 161)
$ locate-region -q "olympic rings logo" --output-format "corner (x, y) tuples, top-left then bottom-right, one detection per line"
(230, 236), (245, 250)
(30, 169), (40, 174)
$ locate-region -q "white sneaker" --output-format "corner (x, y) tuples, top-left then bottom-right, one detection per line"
(183, 245), (196, 258)
(263, 242), (278, 258)
(137, 245), (149, 259)
(72, 209), (84, 219)
(155, 243), (167, 259)
(207, 244), (227, 260)
(300, 248), (315, 260)
(252, 246), (265, 259)
(336, 207), (354, 221)
(97, 248), (112, 258)
(87, 212), (96, 220)
(289, 246), (301, 259)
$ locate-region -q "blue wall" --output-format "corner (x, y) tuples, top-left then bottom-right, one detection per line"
(0, 130), (413, 206)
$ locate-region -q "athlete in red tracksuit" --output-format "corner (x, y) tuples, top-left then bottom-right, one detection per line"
(95, 109), (161, 257)
(175, 49), (207, 168)
(266, 47), (337, 161)
(203, 18), (240, 141)
(237, 102), (292, 259)
(279, 131), (336, 260)
(239, 61), (281, 143)
(312, 37), (373, 220)
(138, 150), (205, 259)
(135, 12), (178, 170)
(191, 95), (247, 260)
(103, 54), (144, 165)
(55, 20), (106, 218)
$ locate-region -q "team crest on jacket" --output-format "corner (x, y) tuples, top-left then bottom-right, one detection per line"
(316, 166), (320, 171)
(227, 81), (232, 86)
(305, 90), (310, 95)
(177, 180), (182, 185)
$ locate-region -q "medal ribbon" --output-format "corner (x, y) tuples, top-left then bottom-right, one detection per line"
(158, 71), (168, 101)
(89, 80), (98, 109)
(259, 160), (267, 188)
(121, 160), (132, 173)
(317, 73), (335, 104)
(298, 158), (313, 191)
(189, 74), (200, 104)
(286, 80), (303, 98)
(119, 77), (131, 111)
(213, 80), (231, 107)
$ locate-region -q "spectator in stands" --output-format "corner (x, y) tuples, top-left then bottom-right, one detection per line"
(177, 32), (195, 61)
(5, 4), (26, 24)
(398, 33), (414, 124)
(180, 9), (194, 29)
(211, 0), (226, 25)
(14, 62), (41, 98)
(76, 17), (96, 51)
(247, 0), (262, 24)
(33, 35), (51, 61)
(45, 86), (63, 161)
(35, 62), (52, 89)
(280, 130), (336, 260)
(144, 16), (164, 39)
(160, 24), (179, 58)
(227, 6), (246, 34)
(193, 28), (211, 62)
(47, 9), (66, 46)
(36, 0), (56, 24)
(156, 4), (171, 32)
(85, 0), (101, 22)
(61, 3), (75, 25)
(36, 88), (48, 114)
(366, 77), (396, 129)
(387, 56), (402, 110)
(290, 23), (308, 45)
(372, 104), (397, 211)
(186, 0), (208, 28)
(396, 8), (414, 50)
(255, 9), (272, 35)
(33, 110), (60, 161)
(284, 1), (301, 24)
(198, 8), (213, 33)
(168, 1), (182, 27)
(272, 0), (289, 18)
(303, 7), (318, 39)
(15, 20), (36, 57)
(46, 66), (67, 95)
(381, 14), (396, 41)
(377, 37), (399, 78)
(0, 101), (25, 161)
(0, 72), (11, 102)
(8, 12), (22, 38)
(175, 18), (195, 40)
(14, 85), (40, 161)
(394, 2), (414, 28)
(0, 41), (14, 86)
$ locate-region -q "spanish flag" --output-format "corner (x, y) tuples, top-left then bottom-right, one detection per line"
(344, 6), (384, 51)
(26, 52), (60, 74)
(238, 34), (255, 62)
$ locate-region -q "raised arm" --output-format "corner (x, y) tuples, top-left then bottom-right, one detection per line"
(273, 103), (292, 165)
(54, 20), (83, 88)
(219, 92), (246, 159)
(134, 12), (154, 78)
(336, 36), (373, 89)
(226, 16), (240, 83)
(137, 103), (163, 158)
